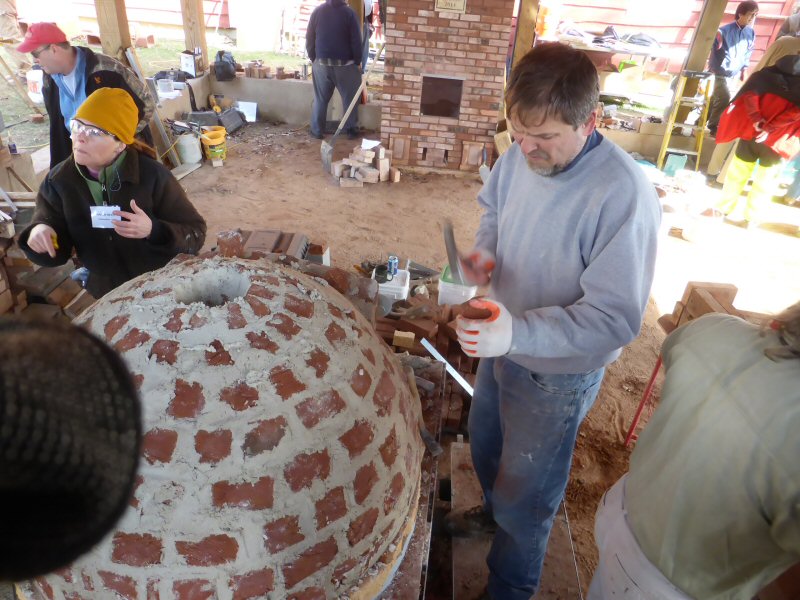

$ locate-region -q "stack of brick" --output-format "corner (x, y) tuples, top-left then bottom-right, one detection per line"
(244, 60), (271, 79)
(332, 143), (402, 188)
(0, 237), (94, 320)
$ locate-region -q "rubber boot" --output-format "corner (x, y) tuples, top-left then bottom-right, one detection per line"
(745, 161), (782, 223)
(717, 154), (756, 218)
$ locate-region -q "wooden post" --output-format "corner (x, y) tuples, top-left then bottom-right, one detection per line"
(351, 0), (365, 32)
(180, 0), (208, 72)
(93, 0), (132, 63)
(511, 0), (539, 69)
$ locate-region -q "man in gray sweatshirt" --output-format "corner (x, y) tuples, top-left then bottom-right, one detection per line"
(447, 43), (661, 600)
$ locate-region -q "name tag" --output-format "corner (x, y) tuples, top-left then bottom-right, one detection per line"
(90, 205), (121, 229)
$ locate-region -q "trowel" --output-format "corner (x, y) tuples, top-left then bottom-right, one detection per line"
(443, 219), (467, 285)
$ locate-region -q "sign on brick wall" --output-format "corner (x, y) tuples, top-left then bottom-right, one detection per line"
(435, 0), (467, 13)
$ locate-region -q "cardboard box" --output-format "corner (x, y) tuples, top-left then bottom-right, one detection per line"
(180, 51), (201, 77)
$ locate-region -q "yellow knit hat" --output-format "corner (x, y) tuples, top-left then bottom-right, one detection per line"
(75, 88), (138, 145)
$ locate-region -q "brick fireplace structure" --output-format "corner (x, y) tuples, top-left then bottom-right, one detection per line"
(380, 0), (514, 171)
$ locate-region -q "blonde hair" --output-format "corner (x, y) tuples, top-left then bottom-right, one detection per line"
(129, 139), (157, 160)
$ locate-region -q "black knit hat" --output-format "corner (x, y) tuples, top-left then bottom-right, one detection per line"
(0, 317), (142, 580)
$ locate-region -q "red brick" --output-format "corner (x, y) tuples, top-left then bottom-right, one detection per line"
(243, 417), (287, 455)
(146, 580), (159, 600)
(282, 537), (338, 588)
(212, 476), (274, 510)
(339, 419), (375, 458)
(285, 294), (314, 318)
(231, 568), (275, 600)
(189, 313), (207, 329)
(347, 507), (380, 546)
(295, 390), (346, 429)
(305, 347), (330, 378)
(246, 331), (278, 353)
(220, 381), (259, 411)
(150, 339), (179, 365)
(206, 339), (234, 365)
(325, 322), (346, 345)
(112, 532), (163, 566)
(35, 578), (54, 600)
(227, 303), (247, 329)
(362, 347), (376, 365)
(379, 426), (399, 467)
(288, 588), (326, 600)
(315, 486), (347, 529)
(104, 314), (129, 340)
(168, 379), (204, 418)
(269, 365), (306, 400)
(372, 371), (396, 417)
(331, 558), (359, 585)
(173, 580), (214, 600)
(247, 283), (275, 300)
(176, 534), (238, 566)
(385, 472), (405, 514)
(245, 295), (271, 317)
(349, 364), (372, 398)
(263, 515), (305, 553)
(115, 328), (151, 352)
(195, 429), (232, 463)
(165, 308), (186, 333)
(98, 571), (138, 599)
(82, 571), (94, 591)
(266, 312), (300, 340)
(354, 462), (379, 504)
(142, 288), (171, 298)
(142, 428), (178, 464)
(284, 449), (331, 492)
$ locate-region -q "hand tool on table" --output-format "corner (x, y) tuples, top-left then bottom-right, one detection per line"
(443, 219), (467, 285)
(405, 367), (444, 458)
(479, 146), (491, 184)
(320, 43), (386, 173)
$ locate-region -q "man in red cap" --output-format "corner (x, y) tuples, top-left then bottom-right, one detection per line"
(18, 22), (154, 168)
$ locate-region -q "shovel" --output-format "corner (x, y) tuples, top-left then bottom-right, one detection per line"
(320, 43), (385, 173)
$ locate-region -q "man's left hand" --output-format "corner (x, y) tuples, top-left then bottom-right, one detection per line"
(113, 200), (153, 239)
(456, 298), (513, 357)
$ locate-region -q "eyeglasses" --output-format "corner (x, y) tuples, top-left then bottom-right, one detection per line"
(31, 45), (51, 59)
(70, 119), (116, 140)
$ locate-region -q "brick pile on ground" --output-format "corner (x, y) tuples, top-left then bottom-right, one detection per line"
(23, 254), (424, 599)
(332, 143), (402, 188)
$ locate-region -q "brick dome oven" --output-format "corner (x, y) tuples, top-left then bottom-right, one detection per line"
(27, 255), (424, 599)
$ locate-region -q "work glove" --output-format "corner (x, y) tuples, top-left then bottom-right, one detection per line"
(456, 298), (513, 357)
(460, 247), (495, 286)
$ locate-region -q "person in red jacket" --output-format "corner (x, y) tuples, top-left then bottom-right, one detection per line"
(714, 55), (800, 227)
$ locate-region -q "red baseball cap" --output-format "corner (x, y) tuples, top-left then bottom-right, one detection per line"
(17, 22), (68, 53)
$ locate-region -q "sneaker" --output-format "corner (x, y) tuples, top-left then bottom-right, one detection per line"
(444, 505), (497, 538)
(309, 131), (323, 140)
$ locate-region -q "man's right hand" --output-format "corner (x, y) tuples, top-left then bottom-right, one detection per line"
(460, 247), (495, 286)
(27, 224), (58, 258)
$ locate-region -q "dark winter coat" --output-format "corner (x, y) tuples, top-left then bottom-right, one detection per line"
(717, 55), (800, 158)
(19, 149), (206, 297)
(306, 0), (362, 62)
(43, 47), (155, 168)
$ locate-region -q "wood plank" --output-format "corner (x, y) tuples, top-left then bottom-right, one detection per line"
(93, 0), (133, 63)
(180, 0), (208, 73)
(512, 0), (540, 69)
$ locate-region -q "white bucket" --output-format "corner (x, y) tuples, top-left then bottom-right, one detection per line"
(26, 68), (44, 105)
(176, 134), (202, 164)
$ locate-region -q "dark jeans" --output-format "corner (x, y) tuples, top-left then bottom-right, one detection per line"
(469, 356), (605, 600)
(708, 75), (735, 133)
(311, 61), (361, 137)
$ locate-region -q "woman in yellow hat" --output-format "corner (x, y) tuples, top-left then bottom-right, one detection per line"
(19, 87), (206, 297)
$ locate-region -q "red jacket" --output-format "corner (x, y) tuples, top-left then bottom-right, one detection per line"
(716, 56), (800, 158)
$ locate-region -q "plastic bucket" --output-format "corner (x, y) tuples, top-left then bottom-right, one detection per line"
(201, 125), (227, 160)
(176, 134), (202, 164)
(26, 68), (44, 104)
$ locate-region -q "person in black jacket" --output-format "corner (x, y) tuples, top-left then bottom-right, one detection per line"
(19, 88), (206, 298)
(17, 22), (154, 168)
(306, 0), (363, 139)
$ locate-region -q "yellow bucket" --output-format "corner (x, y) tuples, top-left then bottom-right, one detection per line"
(201, 125), (227, 160)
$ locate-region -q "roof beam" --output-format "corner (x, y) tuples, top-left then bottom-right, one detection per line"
(512, 0), (539, 69)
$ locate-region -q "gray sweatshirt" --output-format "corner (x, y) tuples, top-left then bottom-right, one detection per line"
(474, 137), (661, 374)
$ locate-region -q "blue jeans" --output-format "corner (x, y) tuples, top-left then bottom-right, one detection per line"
(310, 61), (361, 137)
(469, 357), (605, 600)
(361, 22), (373, 72)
